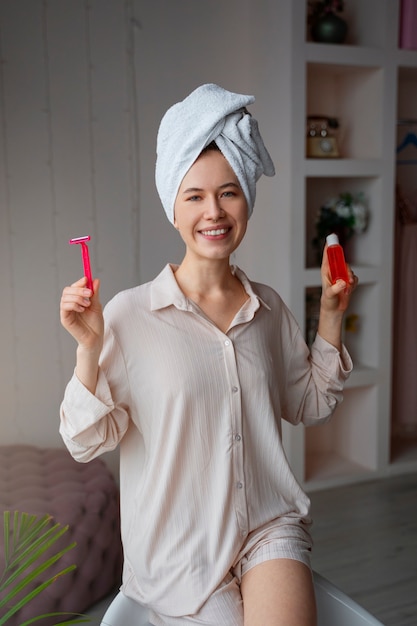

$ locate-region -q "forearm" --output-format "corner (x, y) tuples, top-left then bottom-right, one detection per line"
(75, 345), (101, 393)
(317, 308), (344, 352)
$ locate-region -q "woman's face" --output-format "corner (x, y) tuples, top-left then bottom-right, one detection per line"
(174, 149), (248, 263)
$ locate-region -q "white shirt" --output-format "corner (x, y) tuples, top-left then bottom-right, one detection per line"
(60, 264), (352, 616)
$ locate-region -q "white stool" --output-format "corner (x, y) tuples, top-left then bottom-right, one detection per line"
(100, 571), (384, 626)
(100, 590), (152, 625)
(313, 571), (384, 626)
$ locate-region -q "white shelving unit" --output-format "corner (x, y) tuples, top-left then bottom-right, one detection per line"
(283, 0), (417, 491)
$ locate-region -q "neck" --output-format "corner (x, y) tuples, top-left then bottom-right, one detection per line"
(174, 256), (236, 297)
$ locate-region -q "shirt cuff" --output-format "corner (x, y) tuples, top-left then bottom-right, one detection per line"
(313, 332), (353, 378)
(60, 368), (115, 436)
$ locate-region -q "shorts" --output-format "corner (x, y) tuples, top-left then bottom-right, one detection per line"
(148, 517), (312, 626)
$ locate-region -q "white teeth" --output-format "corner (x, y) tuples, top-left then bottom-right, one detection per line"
(201, 228), (228, 236)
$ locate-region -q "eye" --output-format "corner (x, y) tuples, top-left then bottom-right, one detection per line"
(221, 190), (236, 198)
(186, 194), (202, 202)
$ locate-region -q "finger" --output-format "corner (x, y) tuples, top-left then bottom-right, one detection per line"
(61, 289), (92, 305)
(90, 278), (100, 300)
(346, 267), (359, 291)
(61, 303), (88, 315)
(70, 276), (89, 288)
(60, 287), (92, 311)
(327, 279), (347, 297)
(321, 243), (330, 269)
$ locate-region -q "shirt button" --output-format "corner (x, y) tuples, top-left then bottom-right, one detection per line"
(235, 434), (242, 442)
(224, 339), (231, 346)
(236, 481), (243, 489)
(232, 386), (239, 393)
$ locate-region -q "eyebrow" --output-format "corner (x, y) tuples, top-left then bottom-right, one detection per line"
(181, 182), (240, 195)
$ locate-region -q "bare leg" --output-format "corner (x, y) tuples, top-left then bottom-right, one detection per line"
(241, 559), (317, 626)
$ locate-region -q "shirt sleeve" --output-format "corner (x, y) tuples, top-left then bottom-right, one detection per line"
(59, 325), (131, 462)
(282, 328), (353, 427)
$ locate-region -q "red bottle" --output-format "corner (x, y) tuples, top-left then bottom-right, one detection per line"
(326, 233), (349, 284)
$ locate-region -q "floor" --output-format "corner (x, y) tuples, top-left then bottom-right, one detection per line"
(86, 472), (417, 626)
(309, 471), (417, 626)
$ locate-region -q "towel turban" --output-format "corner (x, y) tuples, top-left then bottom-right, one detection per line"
(155, 83), (275, 224)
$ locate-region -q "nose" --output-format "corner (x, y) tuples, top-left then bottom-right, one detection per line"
(204, 195), (224, 221)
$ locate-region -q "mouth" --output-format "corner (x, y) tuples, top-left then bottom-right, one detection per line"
(199, 227), (231, 237)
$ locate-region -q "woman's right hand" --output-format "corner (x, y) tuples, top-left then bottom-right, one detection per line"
(60, 276), (104, 353)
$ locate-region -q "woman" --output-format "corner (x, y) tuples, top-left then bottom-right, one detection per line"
(60, 84), (356, 626)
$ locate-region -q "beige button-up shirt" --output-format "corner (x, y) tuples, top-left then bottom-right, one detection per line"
(60, 264), (352, 616)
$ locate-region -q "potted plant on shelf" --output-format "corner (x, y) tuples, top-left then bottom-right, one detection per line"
(0, 511), (90, 625)
(312, 191), (369, 263)
(308, 0), (348, 44)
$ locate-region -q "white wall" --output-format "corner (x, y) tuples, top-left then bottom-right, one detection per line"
(0, 0), (293, 471)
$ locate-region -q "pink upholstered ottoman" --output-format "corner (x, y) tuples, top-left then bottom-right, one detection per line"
(0, 445), (122, 625)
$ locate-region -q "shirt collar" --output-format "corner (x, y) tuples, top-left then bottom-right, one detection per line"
(150, 264), (188, 311)
(150, 263), (271, 312)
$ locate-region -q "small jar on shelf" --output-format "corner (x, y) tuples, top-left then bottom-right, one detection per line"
(307, 0), (348, 45)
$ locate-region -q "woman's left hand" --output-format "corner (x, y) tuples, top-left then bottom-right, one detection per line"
(320, 244), (359, 314)
(316, 244), (359, 350)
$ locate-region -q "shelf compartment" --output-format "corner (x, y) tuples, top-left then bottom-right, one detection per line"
(345, 365), (378, 389)
(306, 64), (383, 159)
(303, 266), (378, 287)
(305, 284), (380, 370)
(305, 386), (378, 485)
(305, 158), (382, 178)
(305, 176), (382, 269)
(342, 283), (380, 369)
(305, 0), (396, 49)
(305, 43), (384, 67)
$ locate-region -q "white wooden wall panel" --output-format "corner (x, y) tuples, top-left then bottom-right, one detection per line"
(43, 1), (94, 400)
(85, 0), (136, 306)
(0, 0), (62, 443)
(0, 14), (16, 440)
(0, 0), (137, 455)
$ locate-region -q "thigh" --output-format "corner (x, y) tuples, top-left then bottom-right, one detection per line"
(241, 559), (317, 626)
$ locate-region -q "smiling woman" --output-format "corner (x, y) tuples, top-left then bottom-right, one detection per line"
(59, 83), (357, 626)
(172, 149), (250, 331)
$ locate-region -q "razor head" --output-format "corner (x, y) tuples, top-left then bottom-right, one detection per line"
(69, 235), (91, 245)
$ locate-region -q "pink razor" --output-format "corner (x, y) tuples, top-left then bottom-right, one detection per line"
(69, 235), (94, 292)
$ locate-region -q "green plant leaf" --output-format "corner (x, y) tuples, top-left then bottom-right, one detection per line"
(0, 511), (84, 625)
(0, 548), (76, 611)
(1, 531), (76, 593)
(0, 563), (77, 623)
(0, 527), (76, 589)
(5, 513), (58, 572)
(3, 512), (52, 572)
(20, 611), (91, 625)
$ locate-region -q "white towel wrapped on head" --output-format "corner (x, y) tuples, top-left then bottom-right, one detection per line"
(155, 83), (275, 224)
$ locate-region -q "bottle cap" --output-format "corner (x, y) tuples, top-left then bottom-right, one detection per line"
(326, 233), (339, 246)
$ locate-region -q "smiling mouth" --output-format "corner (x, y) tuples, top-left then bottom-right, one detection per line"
(200, 227), (230, 236)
